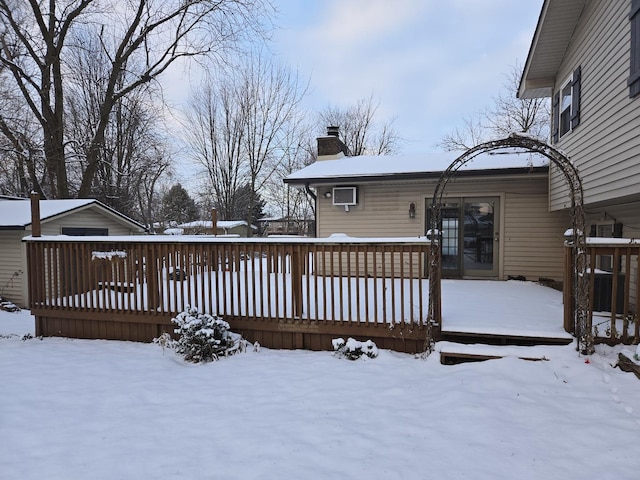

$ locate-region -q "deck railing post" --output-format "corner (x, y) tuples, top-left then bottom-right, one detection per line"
(563, 244), (575, 333)
(145, 243), (161, 310)
(30, 192), (41, 237)
(291, 245), (303, 318)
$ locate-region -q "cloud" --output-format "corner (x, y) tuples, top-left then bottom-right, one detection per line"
(272, 0), (543, 152)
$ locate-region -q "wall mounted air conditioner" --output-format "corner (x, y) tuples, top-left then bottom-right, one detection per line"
(332, 186), (357, 206)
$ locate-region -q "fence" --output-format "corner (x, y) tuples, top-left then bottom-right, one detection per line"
(26, 236), (433, 353)
(564, 239), (640, 344)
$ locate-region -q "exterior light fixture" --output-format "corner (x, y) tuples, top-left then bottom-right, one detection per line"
(409, 202), (416, 218)
(324, 190), (332, 198)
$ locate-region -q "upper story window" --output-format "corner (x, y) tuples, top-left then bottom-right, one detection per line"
(552, 67), (581, 143)
(560, 80), (573, 136)
(630, 0), (640, 97)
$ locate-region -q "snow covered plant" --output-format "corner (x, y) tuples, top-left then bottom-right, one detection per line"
(170, 307), (245, 363)
(332, 337), (378, 360)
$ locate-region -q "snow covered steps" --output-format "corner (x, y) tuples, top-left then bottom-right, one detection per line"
(437, 342), (564, 365)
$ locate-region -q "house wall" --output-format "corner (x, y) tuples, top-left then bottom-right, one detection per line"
(0, 231), (27, 306)
(0, 207), (142, 308)
(316, 174), (568, 281)
(50, 208), (138, 235)
(221, 225), (250, 237)
(550, 0), (640, 212)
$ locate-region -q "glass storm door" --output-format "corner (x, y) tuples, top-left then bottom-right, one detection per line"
(428, 197), (499, 278)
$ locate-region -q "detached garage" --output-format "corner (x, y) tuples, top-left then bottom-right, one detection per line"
(0, 196), (145, 307)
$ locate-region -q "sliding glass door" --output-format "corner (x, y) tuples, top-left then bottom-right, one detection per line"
(428, 197), (499, 278)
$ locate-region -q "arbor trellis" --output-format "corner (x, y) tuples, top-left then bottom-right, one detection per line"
(425, 133), (592, 354)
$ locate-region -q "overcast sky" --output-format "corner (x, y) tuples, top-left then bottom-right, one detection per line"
(269, 0), (544, 154)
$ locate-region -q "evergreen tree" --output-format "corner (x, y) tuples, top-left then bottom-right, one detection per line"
(161, 184), (198, 224)
(232, 183), (266, 222)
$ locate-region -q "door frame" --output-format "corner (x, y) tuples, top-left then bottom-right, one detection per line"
(426, 194), (504, 279)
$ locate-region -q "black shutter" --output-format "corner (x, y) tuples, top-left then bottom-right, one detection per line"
(613, 222), (623, 238)
(589, 224), (597, 237)
(570, 66), (581, 129)
(552, 92), (560, 143)
(630, 0), (640, 97)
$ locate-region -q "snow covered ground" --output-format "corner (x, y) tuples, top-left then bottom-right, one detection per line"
(2, 300), (640, 479)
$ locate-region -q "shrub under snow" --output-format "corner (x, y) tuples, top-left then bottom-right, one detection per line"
(332, 337), (378, 360)
(169, 307), (245, 363)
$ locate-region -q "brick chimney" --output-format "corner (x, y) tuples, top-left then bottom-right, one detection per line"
(317, 126), (349, 159)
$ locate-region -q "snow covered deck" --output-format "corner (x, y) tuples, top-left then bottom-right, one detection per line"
(441, 280), (572, 344)
(22, 236), (593, 353)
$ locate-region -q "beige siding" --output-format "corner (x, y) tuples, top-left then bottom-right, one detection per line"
(1, 206), (143, 307)
(0, 231), (28, 306)
(503, 191), (567, 281)
(551, 0), (640, 211)
(317, 174), (568, 281)
(50, 207), (139, 235)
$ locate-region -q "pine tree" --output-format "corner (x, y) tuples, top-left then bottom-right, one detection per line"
(161, 184), (198, 224)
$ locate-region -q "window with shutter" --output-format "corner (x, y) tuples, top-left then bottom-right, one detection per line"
(552, 67), (582, 142)
(630, 0), (640, 97)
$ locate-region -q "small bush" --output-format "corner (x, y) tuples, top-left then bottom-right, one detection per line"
(332, 337), (378, 360)
(170, 307), (244, 363)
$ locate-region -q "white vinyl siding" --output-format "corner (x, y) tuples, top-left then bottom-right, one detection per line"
(550, 0), (640, 210)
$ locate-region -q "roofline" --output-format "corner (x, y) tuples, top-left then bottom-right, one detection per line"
(284, 166), (549, 186)
(518, 0), (587, 99)
(518, 0), (551, 99)
(34, 200), (146, 231)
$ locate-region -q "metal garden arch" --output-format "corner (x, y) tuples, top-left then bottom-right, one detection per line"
(425, 133), (592, 354)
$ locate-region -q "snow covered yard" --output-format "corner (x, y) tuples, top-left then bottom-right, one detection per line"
(1, 309), (640, 479)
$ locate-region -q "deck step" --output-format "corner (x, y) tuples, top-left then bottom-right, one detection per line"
(441, 330), (573, 347)
(438, 341), (558, 365)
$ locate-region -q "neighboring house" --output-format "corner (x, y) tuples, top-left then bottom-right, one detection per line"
(519, 0), (640, 238)
(285, 130), (568, 282)
(256, 217), (314, 237)
(168, 220), (257, 237)
(0, 197), (146, 307)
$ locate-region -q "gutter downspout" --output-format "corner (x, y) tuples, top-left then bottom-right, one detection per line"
(304, 183), (317, 237)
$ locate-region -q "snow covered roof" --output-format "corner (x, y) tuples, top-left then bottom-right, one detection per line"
(0, 198), (144, 230)
(178, 220), (257, 230)
(285, 151), (548, 185)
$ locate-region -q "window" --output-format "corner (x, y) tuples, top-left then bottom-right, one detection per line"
(589, 222), (623, 272)
(61, 227), (108, 236)
(630, 0), (640, 97)
(559, 80), (573, 136)
(552, 67), (581, 142)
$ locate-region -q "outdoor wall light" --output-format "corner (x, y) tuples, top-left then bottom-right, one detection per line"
(409, 202), (416, 218)
(324, 190), (332, 198)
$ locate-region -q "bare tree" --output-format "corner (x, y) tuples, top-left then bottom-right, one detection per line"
(0, 59), (45, 197)
(64, 31), (172, 219)
(262, 119), (316, 227)
(238, 54), (307, 234)
(186, 80), (247, 221)
(438, 112), (486, 152)
(439, 63), (550, 151)
(0, 0), (274, 198)
(318, 95), (402, 156)
(186, 55), (307, 233)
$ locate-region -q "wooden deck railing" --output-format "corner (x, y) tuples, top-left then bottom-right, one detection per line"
(26, 236), (432, 352)
(564, 239), (640, 344)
